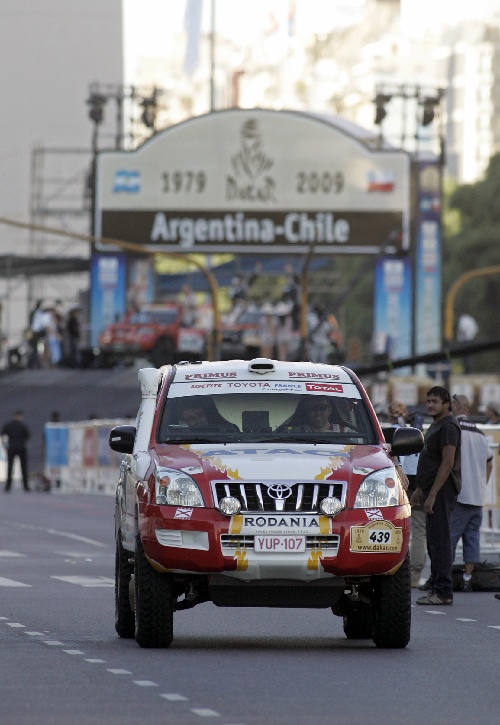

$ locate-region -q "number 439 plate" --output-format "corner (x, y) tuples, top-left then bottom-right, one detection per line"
(350, 520), (403, 553)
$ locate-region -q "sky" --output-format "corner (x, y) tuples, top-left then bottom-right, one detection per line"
(123, 0), (367, 80)
(123, 0), (500, 83)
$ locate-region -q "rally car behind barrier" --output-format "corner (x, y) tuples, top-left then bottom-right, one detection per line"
(110, 358), (423, 649)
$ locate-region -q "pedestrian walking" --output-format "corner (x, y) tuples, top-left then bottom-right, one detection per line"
(450, 394), (493, 591)
(28, 299), (47, 368)
(411, 386), (461, 605)
(1, 410), (31, 492)
(275, 300), (294, 361)
(66, 307), (81, 367)
(259, 303), (277, 358)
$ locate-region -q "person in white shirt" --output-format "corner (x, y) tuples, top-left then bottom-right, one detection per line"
(450, 394), (493, 592)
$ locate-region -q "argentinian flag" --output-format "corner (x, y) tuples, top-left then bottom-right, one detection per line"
(113, 169), (141, 193)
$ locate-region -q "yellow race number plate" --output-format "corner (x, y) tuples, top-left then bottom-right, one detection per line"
(350, 520), (403, 553)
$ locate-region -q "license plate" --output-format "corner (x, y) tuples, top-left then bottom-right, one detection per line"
(254, 535), (306, 553)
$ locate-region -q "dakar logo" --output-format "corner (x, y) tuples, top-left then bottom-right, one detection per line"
(226, 119), (276, 202)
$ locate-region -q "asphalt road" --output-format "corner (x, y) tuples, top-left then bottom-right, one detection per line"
(0, 492), (498, 725)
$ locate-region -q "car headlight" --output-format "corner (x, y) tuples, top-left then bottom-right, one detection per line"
(154, 467), (204, 507)
(353, 466), (402, 508)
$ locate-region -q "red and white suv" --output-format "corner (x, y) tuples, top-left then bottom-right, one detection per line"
(98, 303), (206, 368)
(110, 358), (422, 649)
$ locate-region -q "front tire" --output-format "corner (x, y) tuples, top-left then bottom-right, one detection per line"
(134, 534), (175, 648)
(115, 531), (135, 638)
(371, 554), (411, 649)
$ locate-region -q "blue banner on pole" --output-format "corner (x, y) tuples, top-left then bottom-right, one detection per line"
(89, 253), (127, 347)
(45, 426), (69, 466)
(415, 160), (442, 355)
(373, 256), (412, 365)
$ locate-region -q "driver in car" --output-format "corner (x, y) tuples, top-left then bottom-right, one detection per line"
(287, 395), (354, 433)
(179, 403), (209, 427)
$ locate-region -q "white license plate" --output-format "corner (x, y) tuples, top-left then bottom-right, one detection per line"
(254, 535), (306, 553)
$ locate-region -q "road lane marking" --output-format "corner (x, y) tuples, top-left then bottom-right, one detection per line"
(487, 625), (500, 629)
(425, 610), (447, 615)
(63, 650), (85, 655)
(0, 550), (26, 557)
(134, 680), (158, 687)
(6, 623), (25, 628)
(107, 669), (132, 675)
(51, 575), (114, 587)
(43, 641), (64, 646)
(0, 577), (31, 587)
(191, 709), (220, 717)
(85, 659), (106, 663)
(46, 529), (106, 547)
(160, 694), (188, 701)
(24, 632), (44, 636)
(456, 618), (477, 622)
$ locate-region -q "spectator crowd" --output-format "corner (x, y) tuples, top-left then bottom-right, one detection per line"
(27, 299), (81, 369)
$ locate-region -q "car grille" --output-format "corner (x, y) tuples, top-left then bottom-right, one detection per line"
(220, 534), (340, 553)
(211, 481), (346, 513)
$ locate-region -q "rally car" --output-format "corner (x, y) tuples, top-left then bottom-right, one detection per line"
(109, 358), (423, 649)
(97, 303), (206, 368)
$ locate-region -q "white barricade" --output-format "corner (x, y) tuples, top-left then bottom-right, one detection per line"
(44, 419), (133, 495)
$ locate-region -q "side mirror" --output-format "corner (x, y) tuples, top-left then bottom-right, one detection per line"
(390, 426), (424, 456)
(109, 425), (136, 454)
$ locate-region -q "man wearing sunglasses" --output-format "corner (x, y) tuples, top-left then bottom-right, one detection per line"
(301, 396), (353, 433)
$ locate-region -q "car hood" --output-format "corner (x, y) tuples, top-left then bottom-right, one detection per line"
(154, 442), (390, 482)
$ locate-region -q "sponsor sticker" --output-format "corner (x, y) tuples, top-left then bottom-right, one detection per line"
(365, 508), (383, 521)
(350, 520), (403, 553)
(229, 514), (331, 536)
(174, 507), (194, 520)
(305, 383), (343, 393)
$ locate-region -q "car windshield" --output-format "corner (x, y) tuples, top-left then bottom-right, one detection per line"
(157, 391), (376, 445)
(237, 309), (261, 325)
(128, 309), (178, 325)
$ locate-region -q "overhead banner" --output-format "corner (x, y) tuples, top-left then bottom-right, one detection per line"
(95, 109), (410, 255)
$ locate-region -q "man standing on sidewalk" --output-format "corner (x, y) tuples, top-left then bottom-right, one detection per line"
(1, 410), (31, 492)
(450, 394), (493, 591)
(411, 386), (461, 605)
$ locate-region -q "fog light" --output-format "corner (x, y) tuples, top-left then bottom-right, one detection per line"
(320, 497), (342, 516)
(219, 497), (241, 516)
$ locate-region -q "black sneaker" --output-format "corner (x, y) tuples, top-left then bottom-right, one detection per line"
(494, 593), (500, 601)
(460, 578), (473, 592)
(417, 593), (453, 606)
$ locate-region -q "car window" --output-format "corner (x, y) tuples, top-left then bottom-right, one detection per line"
(157, 391), (376, 445)
(129, 309), (178, 325)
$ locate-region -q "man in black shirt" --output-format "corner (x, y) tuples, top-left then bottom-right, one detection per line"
(411, 386), (461, 605)
(1, 411), (31, 492)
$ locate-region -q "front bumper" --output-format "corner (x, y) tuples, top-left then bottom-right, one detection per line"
(139, 502), (411, 582)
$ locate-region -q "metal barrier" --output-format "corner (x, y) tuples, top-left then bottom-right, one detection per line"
(44, 419), (133, 495)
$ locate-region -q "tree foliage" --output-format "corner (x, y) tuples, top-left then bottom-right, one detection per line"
(444, 153), (500, 371)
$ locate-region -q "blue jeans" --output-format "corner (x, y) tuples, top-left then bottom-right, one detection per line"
(450, 502), (482, 564)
